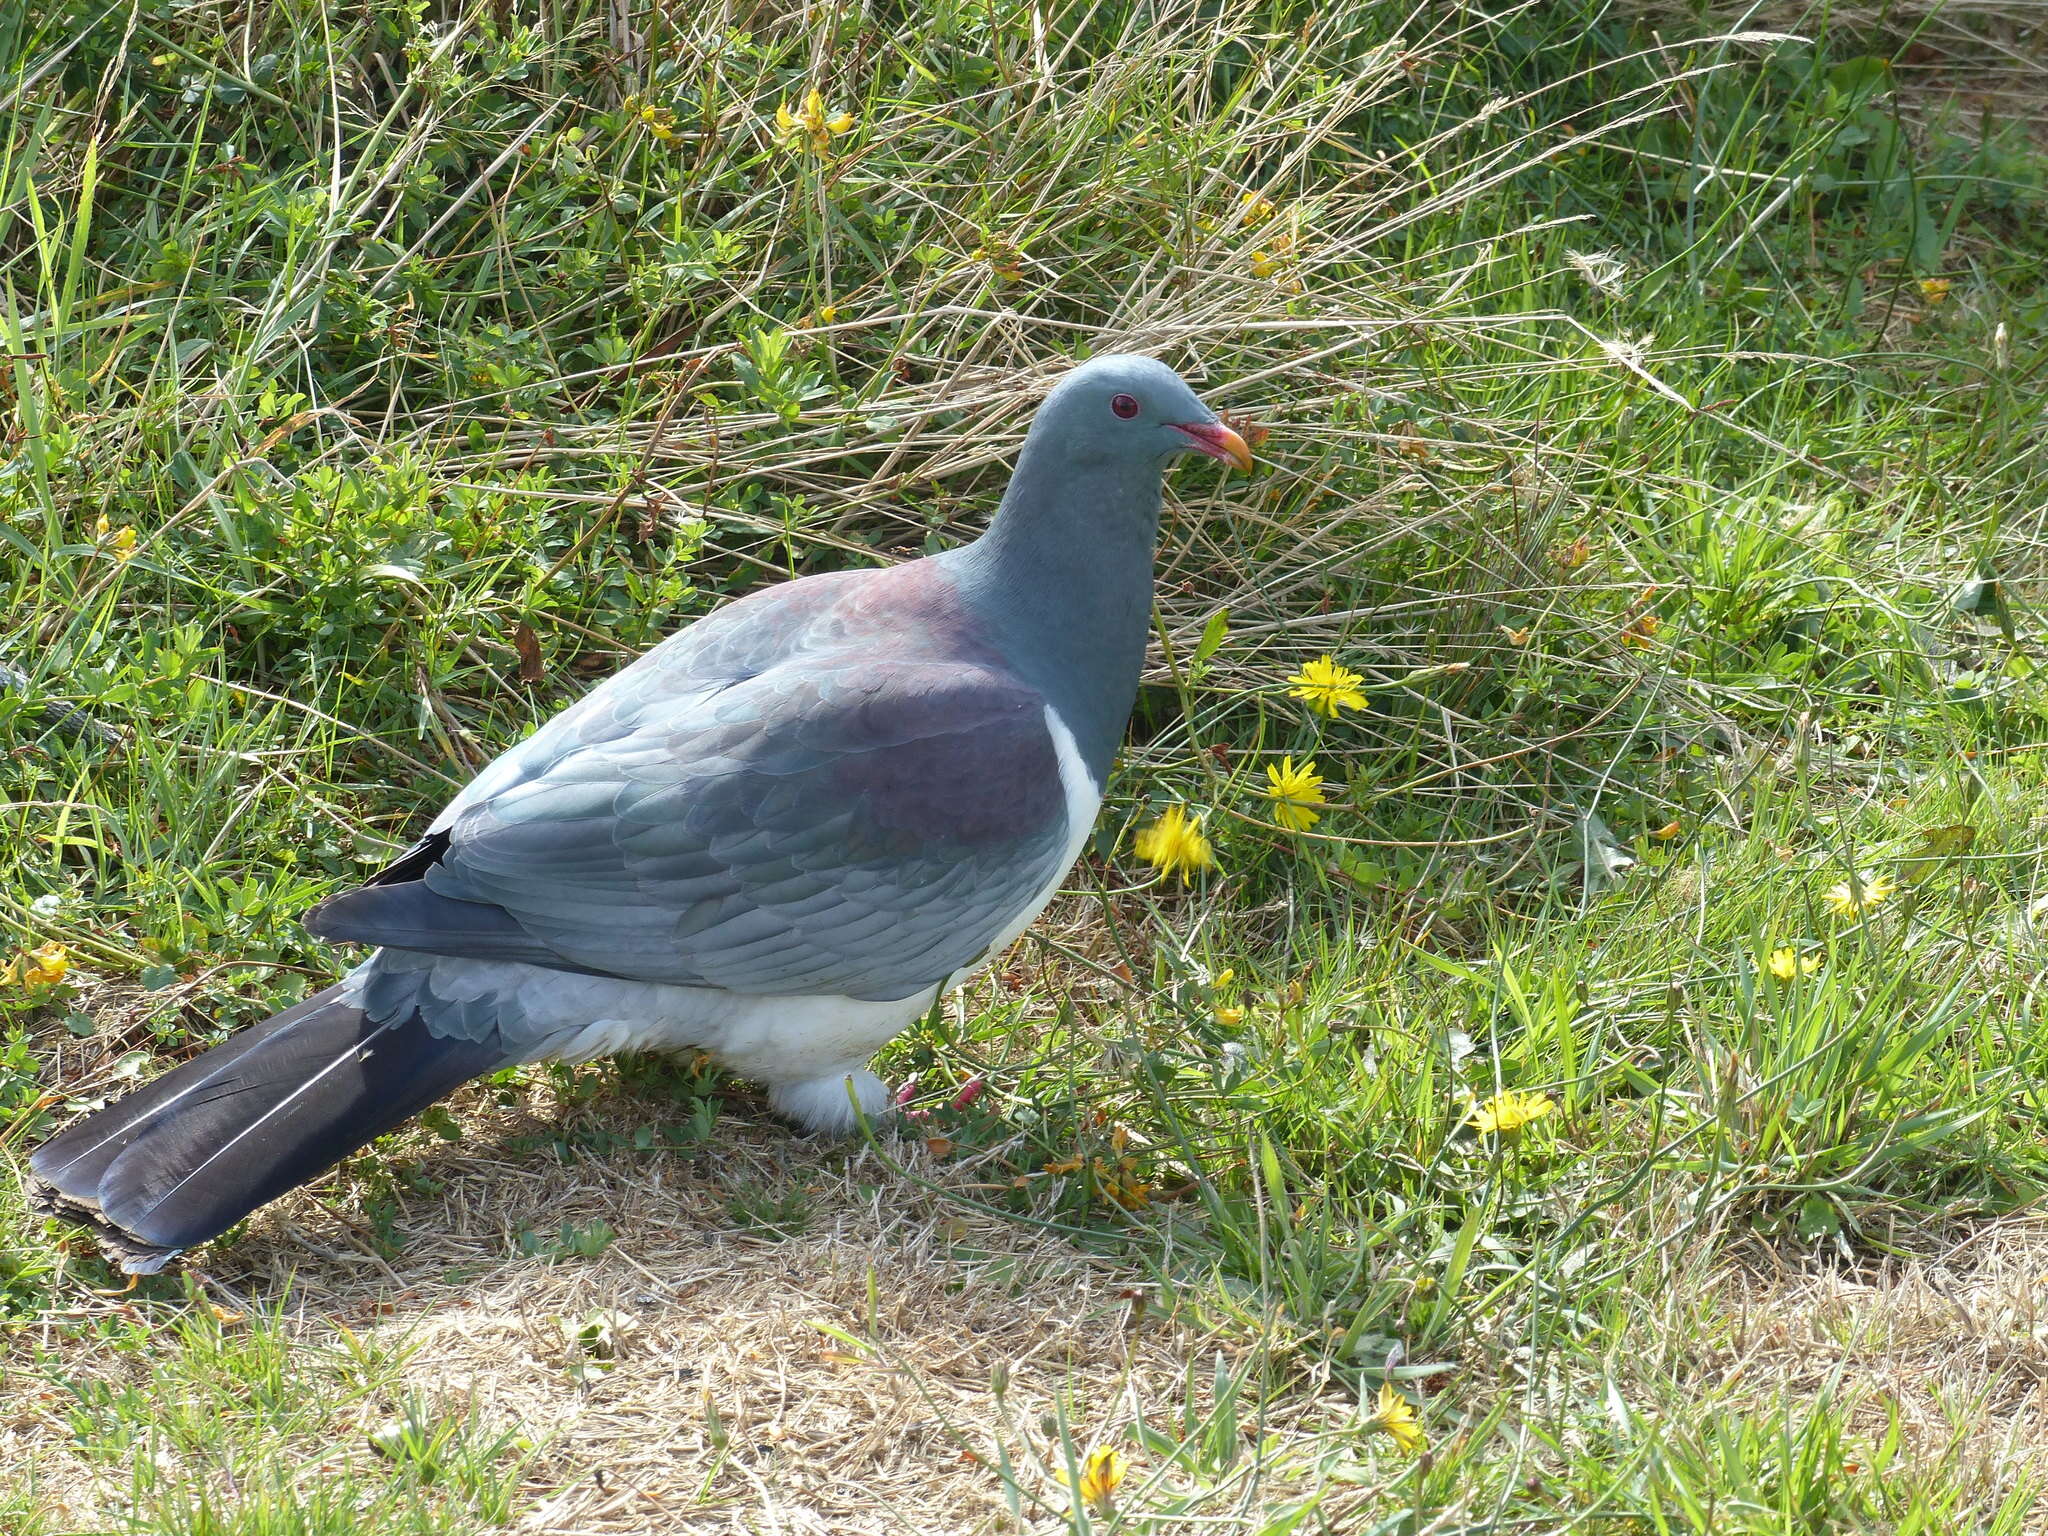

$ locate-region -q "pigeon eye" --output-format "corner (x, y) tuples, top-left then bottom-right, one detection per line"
(1110, 393), (1140, 419)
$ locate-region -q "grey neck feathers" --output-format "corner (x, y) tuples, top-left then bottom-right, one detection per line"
(943, 441), (1163, 787)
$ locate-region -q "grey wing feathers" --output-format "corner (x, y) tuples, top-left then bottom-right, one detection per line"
(312, 643), (1074, 1002)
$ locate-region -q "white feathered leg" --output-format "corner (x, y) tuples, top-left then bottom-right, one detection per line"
(768, 1066), (891, 1134)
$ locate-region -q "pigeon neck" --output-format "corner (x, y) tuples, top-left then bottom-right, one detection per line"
(948, 449), (1162, 786)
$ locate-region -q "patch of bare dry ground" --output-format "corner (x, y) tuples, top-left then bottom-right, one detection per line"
(9, 1092), (1366, 1534)
(1650, 1216), (2048, 1524)
(15, 1066), (2048, 1531)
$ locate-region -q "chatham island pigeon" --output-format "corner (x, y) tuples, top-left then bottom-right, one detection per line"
(29, 354), (1251, 1274)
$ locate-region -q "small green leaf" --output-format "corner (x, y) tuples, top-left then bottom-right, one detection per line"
(1900, 823), (1975, 885)
(419, 1105), (463, 1141)
(1191, 608), (1230, 673)
(1953, 571), (2016, 642)
(1795, 1194), (1841, 1243)
(1915, 824), (1976, 858)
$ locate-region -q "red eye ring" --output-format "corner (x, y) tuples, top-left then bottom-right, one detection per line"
(1110, 393), (1140, 419)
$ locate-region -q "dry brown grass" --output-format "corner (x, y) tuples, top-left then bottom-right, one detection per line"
(12, 1086), (1370, 1534)
(1639, 1215), (2048, 1525)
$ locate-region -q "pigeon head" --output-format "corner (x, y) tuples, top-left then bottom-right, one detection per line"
(1026, 354), (1253, 473)
(946, 352), (1249, 784)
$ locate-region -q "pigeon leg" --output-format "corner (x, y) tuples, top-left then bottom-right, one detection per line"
(767, 1065), (890, 1135)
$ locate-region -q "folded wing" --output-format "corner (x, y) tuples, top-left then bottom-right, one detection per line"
(308, 653), (1074, 1002)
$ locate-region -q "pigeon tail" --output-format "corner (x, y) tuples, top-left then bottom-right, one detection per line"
(28, 983), (509, 1273)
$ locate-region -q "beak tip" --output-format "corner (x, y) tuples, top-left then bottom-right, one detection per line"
(1217, 425), (1255, 473)
(1173, 420), (1256, 473)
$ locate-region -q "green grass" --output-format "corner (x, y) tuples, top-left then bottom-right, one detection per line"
(7, 0), (2048, 1529)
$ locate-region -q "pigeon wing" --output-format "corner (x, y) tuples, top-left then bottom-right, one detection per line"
(312, 651), (1078, 1003)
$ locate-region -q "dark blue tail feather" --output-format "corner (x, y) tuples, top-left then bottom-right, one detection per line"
(30, 982), (508, 1272)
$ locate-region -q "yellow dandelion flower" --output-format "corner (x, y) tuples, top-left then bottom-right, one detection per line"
(1286, 656), (1368, 718)
(1262, 756), (1327, 832)
(1469, 1088), (1554, 1140)
(1824, 871), (1896, 917)
(1919, 277), (1951, 303)
(774, 89), (855, 154)
(1074, 1445), (1127, 1513)
(1767, 946), (1821, 981)
(1132, 805), (1216, 884)
(1367, 1382), (1426, 1453)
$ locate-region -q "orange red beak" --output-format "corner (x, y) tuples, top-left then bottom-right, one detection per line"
(1169, 420), (1254, 472)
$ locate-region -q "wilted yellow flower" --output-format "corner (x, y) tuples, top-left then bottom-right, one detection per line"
(7, 942), (70, 988)
(626, 96), (678, 142)
(1213, 1006), (1245, 1027)
(1470, 1088), (1554, 1140)
(1239, 190), (1277, 226)
(1262, 756), (1327, 831)
(774, 89), (855, 154)
(1919, 277), (1951, 303)
(1824, 871), (1895, 917)
(1093, 1156), (1153, 1209)
(1367, 1382), (1426, 1453)
(92, 513), (137, 558)
(1651, 820), (1681, 840)
(1286, 656), (1367, 718)
(1133, 805), (1215, 884)
(1074, 1445), (1127, 1513)
(1767, 946), (1821, 981)
(1250, 231), (1296, 277)
(1248, 208), (1304, 292)
(1620, 612), (1660, 647)
(968, 233), (1026, 283)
